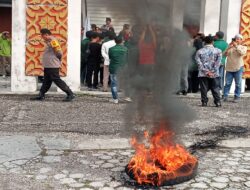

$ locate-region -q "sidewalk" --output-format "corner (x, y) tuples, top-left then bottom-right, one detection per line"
(0, 133), (249, 189)
(1, 76), (250, 98)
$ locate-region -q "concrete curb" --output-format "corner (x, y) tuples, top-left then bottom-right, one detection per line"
(0, 91), (250, 98)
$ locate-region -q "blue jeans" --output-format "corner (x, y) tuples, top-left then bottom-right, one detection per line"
(223, 67), (244, 98)
(110, 74), (118, 100)
(219, 65), (225, 90)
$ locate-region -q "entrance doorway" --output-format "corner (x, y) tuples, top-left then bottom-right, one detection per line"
(0, 0), (12, 92)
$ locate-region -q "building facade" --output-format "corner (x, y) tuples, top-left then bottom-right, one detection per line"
(0, 0), (249, 92)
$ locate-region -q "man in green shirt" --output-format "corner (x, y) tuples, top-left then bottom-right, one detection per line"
(80, 31), (92, 85)
(0, 31), (11, 77)
(214, 31), (228, 90)
(109, 36), (128, 103)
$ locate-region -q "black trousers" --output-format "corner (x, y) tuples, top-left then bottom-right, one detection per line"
(188, 70), (199, 93)
(86, 62), (100, 88)
(199, 77), (221, 104)
(40, 68), (73, 95)
(99, 66), (103, 85)
(80, 61), (87, 84)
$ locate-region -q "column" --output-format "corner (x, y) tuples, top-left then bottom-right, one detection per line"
(220, 0), (242, 42)
(220, 0), (245, 93)
(62, 0), (82, 92)
(11, 0), (37, 92)
(82, 0), (87, 27)
(170, 0), (185, 30)
(199, 0), (221, 35)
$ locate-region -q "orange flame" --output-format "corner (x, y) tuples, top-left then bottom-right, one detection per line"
(127, 121), (198, 186)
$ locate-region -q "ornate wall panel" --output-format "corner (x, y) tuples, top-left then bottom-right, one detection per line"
(240, 0), (250, 78)
(25, 0), (68, 76)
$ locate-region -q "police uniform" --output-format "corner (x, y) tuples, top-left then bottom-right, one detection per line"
(39, 37), (74, 100)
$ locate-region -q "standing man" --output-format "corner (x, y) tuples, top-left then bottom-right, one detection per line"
(195, 36), (222, 107)
(109, 36), (128, 103)
(214, 31), (228, 91)
(223, 34), (247, 102)
(81, 31), (92, 86)
(31, 28), (75, 101)
(101, 17), (113, 33)
(86, 32), (102, 90)
(101, 31), (116, 92)
(0, 31), (11, 78)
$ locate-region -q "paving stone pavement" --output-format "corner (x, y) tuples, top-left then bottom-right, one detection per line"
(0, 92), (249, 189)
(0, 147), (249, 189)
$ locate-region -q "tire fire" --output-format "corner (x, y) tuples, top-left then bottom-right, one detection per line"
(126, 121), (198, 186)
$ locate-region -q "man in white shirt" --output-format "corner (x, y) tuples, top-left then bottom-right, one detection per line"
(101, 31), (116, 91)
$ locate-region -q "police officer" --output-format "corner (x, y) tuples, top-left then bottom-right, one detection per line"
(31, 28), (75, 101)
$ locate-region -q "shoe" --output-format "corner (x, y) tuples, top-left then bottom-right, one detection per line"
(223, 98), (228, 102)
(182, 91), (188, 96)
(109, 99), (118, 104)
(63, 94), (75, 102)
(2, 75), (6, 78)
(102, 89), (108, 92)
(124, 97), (132, 102)
(176, 91), (182, 95)
(202, 102), (207, 107)
(30, 93), (45, 101)
(233, 98), (240, 103)
(214, 101), (222, 107)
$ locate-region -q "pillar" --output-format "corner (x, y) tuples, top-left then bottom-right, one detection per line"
(11, 0), (37, 92)
(170, 0), (185, 30)
(59, 0), (82, 92)
(199, 0), (221, 35)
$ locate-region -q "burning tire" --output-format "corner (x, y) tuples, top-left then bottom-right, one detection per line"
(125, 122), (198, 187)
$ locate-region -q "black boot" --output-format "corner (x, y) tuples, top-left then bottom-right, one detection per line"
(30, 93), (45, 101)
(63, 91), (75, 102)
(214, 101), (222, 107)
(182, 90), (188, 96)
(201, 102), (207, 107)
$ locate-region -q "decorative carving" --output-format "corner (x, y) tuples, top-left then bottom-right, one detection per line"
(240, 0), (250, 78)
(27, 0), (67, 6)
(25, 0), (68, 76)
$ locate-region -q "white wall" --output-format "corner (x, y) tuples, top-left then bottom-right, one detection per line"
(11, 0), (37, 92)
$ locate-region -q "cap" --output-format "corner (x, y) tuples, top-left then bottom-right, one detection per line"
(234, 34), (243, 40)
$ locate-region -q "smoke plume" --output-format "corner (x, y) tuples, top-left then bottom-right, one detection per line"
(119, 0), (200, 138)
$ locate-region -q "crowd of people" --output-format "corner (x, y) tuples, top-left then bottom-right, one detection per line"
(194, 32), (247, 106)
(80, 17), (247, 106)
(0, 17), (247, 106)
